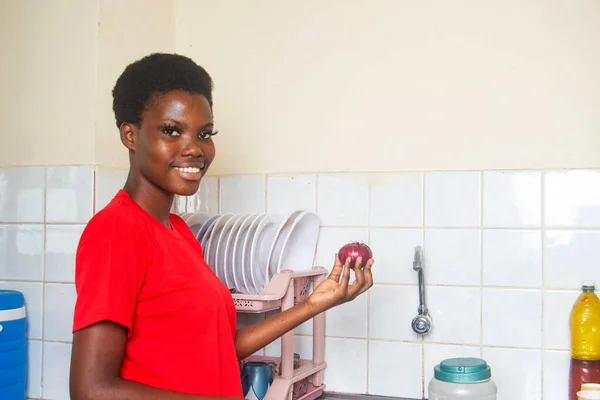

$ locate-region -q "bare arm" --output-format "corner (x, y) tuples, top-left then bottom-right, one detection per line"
(235, 255), (374, 360)
(70, 321), (242, 400)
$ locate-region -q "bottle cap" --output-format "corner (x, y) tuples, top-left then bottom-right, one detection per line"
(434, 358), (492, 383)
(582, 281), (596, 290)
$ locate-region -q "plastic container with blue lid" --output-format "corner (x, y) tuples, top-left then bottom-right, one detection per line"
(0, 289), (28, 400)
(429, 358), (497, 400)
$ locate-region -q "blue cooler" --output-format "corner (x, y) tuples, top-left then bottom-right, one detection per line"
(0, 290), (27, 400)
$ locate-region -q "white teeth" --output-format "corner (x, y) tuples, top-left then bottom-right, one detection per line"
(175, 167), (201, 173)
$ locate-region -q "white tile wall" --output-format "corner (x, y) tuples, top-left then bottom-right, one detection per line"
(45, 225), (84, 283)
(482, 347), (542, 399)
(326, 338), (368, 394)
(369, 228), (422, 284)
(544, 170), (600, 227)
(1, 166), (599, 399)
(482, 171), (542, 227)
(425, 171), (481, 227)
(368, 341), (423, 398)
(317, 174), (369, 226)
(370, 173), (423, 227)
(424, 286), (481, 346)
(424, 229), (481, 286)
(267, 174), (317, 215)
(220, 174), (266, 214)
(0, 167), (45, 223)
(370, 285), (421, 342)
(46, 166), (94, 223)
(482, 229), (542, 287)
(94, 168), (128, 212)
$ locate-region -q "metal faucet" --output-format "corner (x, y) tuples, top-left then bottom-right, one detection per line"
(411, 246), (432, 335)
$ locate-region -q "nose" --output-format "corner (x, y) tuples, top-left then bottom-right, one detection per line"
(181, 137), (204, 157)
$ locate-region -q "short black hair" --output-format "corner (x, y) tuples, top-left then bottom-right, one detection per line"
(112, 53), (214, 128)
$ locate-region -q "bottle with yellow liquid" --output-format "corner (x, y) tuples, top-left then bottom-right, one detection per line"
(569, 281), (600, 400)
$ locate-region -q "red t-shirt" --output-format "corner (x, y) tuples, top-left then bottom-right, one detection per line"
(72, 189), (242, 397)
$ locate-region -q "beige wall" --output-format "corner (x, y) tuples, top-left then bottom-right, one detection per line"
(176, 0), (600, 175)
(1, 0), (599, 173)
(0, 0), (97, 166)
(0, 0), (175, 168)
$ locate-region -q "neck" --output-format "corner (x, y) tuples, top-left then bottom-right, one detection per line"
(123, 170), (174, 228)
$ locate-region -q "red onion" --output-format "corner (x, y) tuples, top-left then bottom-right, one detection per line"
(338, 242), (373, 269)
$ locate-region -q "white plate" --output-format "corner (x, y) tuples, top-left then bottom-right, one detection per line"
(205, 213), (233, 273)
(185, 212), (211, 237)
(197, 214), (220, 242)
(200, 216), (219, 261)
(264, 211), (305, 286)
(198, 216), (220, 269)
(222, 214), (247, 290)
(242, 214), (266, 294)
(231, 213), (258, 293)
(250, 215), (281, 294)
(276, 211), (321, 273)
(215, 214), (242, 286)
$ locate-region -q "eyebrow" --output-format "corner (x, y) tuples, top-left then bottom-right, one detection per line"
(163, 118), (214, 129)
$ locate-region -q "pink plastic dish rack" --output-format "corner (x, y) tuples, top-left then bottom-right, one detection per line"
(233, 267), (328, 400)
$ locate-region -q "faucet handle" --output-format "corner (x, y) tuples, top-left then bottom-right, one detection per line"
(412, 314), (432, 335)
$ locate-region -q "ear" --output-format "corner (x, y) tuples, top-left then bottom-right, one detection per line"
(119, 123), (137, 152)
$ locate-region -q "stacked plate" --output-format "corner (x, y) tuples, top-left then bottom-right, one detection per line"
(182, 210), (321, 295)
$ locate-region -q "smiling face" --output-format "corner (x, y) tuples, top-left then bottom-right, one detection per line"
(120, 90), (217, 197)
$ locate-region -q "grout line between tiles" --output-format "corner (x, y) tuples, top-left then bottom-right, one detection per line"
(212, 167), (600, 179)
(480, 171), (484, 358)
(420, 172), (426, 399)
(316, 335), (548, 351)
(540, 171), (546, 397)
(0, 277), (582, 292)
(296, 332), (567, 353)
(0, 221), (90, 226)
(3, 221), (600, 231)
(41, 167), (47, 399)
(365, 178), (371, 394)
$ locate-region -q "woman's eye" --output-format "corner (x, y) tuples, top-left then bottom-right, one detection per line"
(161, 127), (180, 136)
(199, 130), (219, 139)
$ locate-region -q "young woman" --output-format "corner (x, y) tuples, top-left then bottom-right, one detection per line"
(69, 53), (374, 400)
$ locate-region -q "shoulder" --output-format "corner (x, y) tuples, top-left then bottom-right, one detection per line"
(78, 193), (152, 253)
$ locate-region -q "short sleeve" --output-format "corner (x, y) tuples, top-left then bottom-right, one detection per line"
(72, 213), (150, 334)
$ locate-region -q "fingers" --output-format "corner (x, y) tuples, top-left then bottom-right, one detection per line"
(357, 258), (374, 295)
(328, 253), (344, 283)
(348, 257), (365, 297)
(349, 258), (375, 298)
(339, 256), (352, 293)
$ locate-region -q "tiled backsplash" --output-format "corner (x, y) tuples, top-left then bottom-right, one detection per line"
(1, 166), (599, 399)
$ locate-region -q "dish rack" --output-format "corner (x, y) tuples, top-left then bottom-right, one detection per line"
(233, 267), (328, 400)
